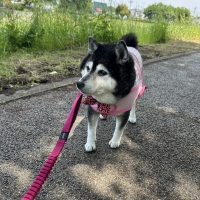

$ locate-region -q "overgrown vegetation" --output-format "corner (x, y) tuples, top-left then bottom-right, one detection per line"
(0, 1), (200, 53)
(0, 7), (192, 53)
(144, 2), (192, 22)
(0, 2), (200, 92)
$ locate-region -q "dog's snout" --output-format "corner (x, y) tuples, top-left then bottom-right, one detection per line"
(76, 81), (85, 89)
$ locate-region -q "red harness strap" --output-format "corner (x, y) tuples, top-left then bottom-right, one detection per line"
(22, 92), (83, 200)
(82, 96), (110, 118)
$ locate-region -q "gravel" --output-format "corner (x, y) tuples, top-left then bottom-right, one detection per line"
(0, 53), (200, 200)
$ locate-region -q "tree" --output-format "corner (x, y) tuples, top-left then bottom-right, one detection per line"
(115, 4), (131, 18)
(144, 3), (191, 22)
(175, 7), (191, 21)
(144, 3), (168, 21)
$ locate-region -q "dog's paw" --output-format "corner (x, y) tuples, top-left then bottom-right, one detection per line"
(109, 139), (120, 148)
(85, 142), (96, 152)
(99, 114), (107, 120)
(128, 116), (136, 124)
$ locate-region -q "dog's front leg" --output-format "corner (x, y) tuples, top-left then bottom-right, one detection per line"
(85, 106), (99, 152)
(109, 110), (130, 148)
(128, 102), (136, 123)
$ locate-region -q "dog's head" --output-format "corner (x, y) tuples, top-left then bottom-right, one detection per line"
(77, 37), (135, 104)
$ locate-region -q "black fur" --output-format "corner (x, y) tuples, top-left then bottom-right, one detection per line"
(79, 33), (138, 100)
(120, 33), (138, 49)
(118, 110), (131, 130)
(87, 105), (99, 124)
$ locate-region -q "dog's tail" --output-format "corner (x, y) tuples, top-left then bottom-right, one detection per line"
(120, 33), (138, 49)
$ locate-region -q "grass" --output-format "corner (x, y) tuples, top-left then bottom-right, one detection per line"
(0, 8), (171, 53)
(0, 7), (200, 92)
(0, 46), (87, 90)
(1, 40), (200, 94)
(168, 23), (200, 42)
(1, 7), (200, 53)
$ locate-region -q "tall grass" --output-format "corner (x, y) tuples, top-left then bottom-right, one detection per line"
(168, 21), (200, 42)
(112, 20), (169, 44)
(0, 7), (200, 54)
(0, 10), (36, 51)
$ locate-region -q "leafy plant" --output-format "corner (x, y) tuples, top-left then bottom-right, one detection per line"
(0, 5), (200, 54)
(90, 14), (115, 42)
(2, 9), (44, 51)
(151, 21), (169, 43)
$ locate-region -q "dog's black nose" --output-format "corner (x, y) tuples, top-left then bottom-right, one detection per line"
(76, 81), (85, 89)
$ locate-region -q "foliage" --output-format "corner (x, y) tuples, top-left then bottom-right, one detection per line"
(0, 6), (200, 54)
(115, 4), (131, 17)
(0, 0), (4, 6)
(10, 3), (25, 11)
(59, 0), (92, 11)
(176, 7), (191, 21)
(144, 3), (191, 22)
(89, 14), (115, 42)
(168, 20), (200, 41)
(151, 21), (169, 43)
(1, 9), (44, 51)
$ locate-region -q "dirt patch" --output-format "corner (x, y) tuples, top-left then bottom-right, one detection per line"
(1, 40), (200, 96)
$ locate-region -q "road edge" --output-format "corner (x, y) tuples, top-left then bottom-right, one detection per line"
(1, 50), (200, 104)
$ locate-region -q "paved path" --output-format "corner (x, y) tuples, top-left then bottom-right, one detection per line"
(0, 53), (200, 200)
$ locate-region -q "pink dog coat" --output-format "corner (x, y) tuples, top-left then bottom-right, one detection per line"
(82, 47), (147, 117)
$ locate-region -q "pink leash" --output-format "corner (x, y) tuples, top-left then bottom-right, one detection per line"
(22, 92), (83, 200)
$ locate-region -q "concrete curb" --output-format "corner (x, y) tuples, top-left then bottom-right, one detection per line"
(1, 50), (200, 104)
(143, 50), (200, 65)
(0, 77), (78, 104)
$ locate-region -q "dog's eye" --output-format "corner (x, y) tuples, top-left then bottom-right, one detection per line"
(86, 66), (90, 72)
(98, 70), (107, 76)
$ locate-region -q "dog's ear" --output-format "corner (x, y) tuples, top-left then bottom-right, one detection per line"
(88, 37), (99, 54)
(115, 40), (129, 65)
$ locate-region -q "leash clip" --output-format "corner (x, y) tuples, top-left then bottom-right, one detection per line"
(59, 132), (69, 140)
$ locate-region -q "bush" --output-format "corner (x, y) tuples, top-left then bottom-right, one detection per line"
(1, 10), (44, 51)
(89, 14), (115, 42)
(1, 6), (200, 53)
(151, 21), (169, 43)
(10, 3), (25, 11)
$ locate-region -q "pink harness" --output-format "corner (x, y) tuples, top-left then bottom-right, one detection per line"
(82, 47), (147, 117)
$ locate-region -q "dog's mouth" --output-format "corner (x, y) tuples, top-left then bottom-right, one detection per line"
(76, 81), (93, 96)
(76, 81), (108, 97)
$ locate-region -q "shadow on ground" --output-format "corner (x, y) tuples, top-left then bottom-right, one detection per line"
(0, 89), (199, 200)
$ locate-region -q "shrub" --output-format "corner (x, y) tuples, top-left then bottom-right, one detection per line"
(151, 21), (169, 43)
(11, 3), (25, 11)
(89, 14), (115, 42)
(0, 6), (200, 53)
(2, 10), (44, 51)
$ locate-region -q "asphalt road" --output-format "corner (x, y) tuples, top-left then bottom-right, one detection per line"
(0, 53), (200, 200)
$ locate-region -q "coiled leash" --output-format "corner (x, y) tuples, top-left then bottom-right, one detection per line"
(22, 92), (83, 200)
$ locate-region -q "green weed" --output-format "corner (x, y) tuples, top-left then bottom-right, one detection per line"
(0, 7), (200, 89)
(1, 7), (200, 54)
(168, 21), (200, 42)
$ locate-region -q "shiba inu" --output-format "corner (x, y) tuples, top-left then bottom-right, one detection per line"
(77, 33), (146, 152)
